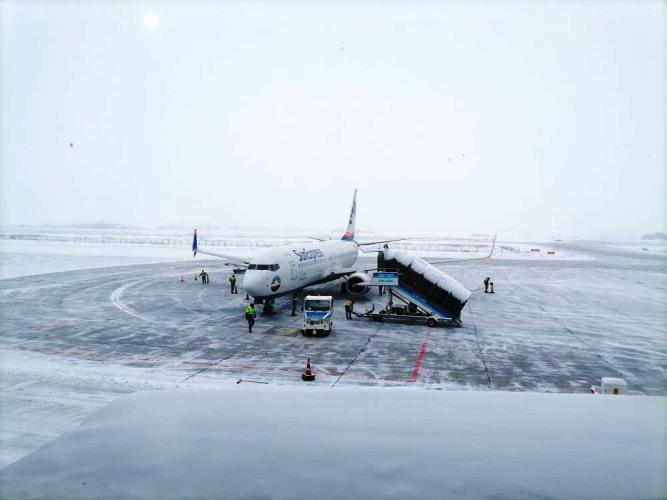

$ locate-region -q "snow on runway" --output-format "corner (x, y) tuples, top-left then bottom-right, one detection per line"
(1, 241), (666, 468)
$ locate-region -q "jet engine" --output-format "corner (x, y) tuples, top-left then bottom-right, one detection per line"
(342, 272), (371, 295)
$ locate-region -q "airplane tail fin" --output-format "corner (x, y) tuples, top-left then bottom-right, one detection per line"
(341, 189), (357, 241)
(192, 229), (198, 256)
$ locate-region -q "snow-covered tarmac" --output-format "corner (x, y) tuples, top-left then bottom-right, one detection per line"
(1, 387), (665, 500)
(1, 239), (666, 483)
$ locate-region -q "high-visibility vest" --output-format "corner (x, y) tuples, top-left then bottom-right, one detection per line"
(245, 305), (255, 317)
(230, 275), (236, 282)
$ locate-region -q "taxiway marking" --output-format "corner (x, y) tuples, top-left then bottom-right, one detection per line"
(408, 329), (432, 383)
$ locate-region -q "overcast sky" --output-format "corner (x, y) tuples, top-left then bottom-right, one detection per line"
(1, 1), (665, 238)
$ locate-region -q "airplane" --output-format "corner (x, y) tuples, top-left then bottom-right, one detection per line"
(191, 189), (398, 314)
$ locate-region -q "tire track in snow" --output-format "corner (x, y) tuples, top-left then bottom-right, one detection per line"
(179, 324), (278, 382)
(110, 281), (156, 323)
(460, 267), (492, 389)
(467, 300), (492, 389)
(537, 304), (647, 394)
(332, 323), (384, 388)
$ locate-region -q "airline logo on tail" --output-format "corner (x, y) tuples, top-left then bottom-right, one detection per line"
(341, 189), (357, 241)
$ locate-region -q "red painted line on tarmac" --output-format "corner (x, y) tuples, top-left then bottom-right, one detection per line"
(18, 346), (158, 364)
(408, 329), (432, 383)
(182, 360), (217, 367)
(278, 367), (303, 373)
(376, 376), (405, 382)
(19, 346), (429, 386)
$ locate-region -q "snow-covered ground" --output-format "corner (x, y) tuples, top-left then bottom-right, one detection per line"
(0, 239), (260, 280)
(1, 231), (593, 280)
(1, 234), (665, 496)
(0, 387), (665, 500)
(600, 241), (667, 257)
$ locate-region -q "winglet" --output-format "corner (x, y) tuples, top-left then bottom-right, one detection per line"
(426, 233), (497, 265)
(341, 189), (357, 241)
(192, 229), (198, 257)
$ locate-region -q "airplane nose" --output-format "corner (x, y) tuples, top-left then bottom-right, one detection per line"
(244, 272), (263, 296)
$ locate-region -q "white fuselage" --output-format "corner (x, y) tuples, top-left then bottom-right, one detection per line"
(243, 240), (359, 299)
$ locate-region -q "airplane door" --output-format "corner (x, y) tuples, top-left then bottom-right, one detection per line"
(286, 253), (297, 281)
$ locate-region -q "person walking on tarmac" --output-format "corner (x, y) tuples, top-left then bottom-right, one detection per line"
(229, 273), (237, 294)
(199, 269), (209, 284)
(484, 277), (490, 293)
(245, 303), (256, 333)
(344, 298), (354, 320)
(291, 293), (298, 316)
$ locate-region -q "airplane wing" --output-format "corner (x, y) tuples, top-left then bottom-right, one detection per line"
(306, 268), (359, 286)
(357, 238), (403, 247)
(192, 230), (250, 267)
(428, 234), (497, 265)
(356, 239), (405, 253)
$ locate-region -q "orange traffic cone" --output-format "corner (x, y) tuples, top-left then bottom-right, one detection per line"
(301, 357), (316, 381)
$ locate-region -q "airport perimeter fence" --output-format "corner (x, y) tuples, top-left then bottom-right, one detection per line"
(1, 233), (505, 254)
(0, 233), (313, 248)
(391, 242), (491, 253)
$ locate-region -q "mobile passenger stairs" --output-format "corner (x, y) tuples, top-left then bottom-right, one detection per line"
(367, 285), (460, 327)
(356, 249), (472, 328)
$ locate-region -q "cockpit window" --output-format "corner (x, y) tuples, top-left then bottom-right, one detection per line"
(247, 264), (280, 271)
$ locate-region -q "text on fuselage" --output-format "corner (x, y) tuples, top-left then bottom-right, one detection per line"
(293, 249), (324, 262)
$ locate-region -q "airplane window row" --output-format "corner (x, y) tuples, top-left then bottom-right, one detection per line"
(247, 264), (280, 271)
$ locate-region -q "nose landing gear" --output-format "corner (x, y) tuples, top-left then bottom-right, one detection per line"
(261, 298), (276, 315)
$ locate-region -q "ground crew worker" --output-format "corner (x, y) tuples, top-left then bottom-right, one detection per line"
(489, 282), (495, 294)
(229, 274), (237, 294)
(291, 294), (298, 316)
(378, 285), (383, 296)
(199, 269), (209, 284)
(484, 277), (490, 293)
(245, 303), (256, 332)
(344, 298), (354, 320)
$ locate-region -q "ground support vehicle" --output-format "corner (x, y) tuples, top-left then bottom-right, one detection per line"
(302, 295), (334, 336)
(357, 286), (460, 328)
